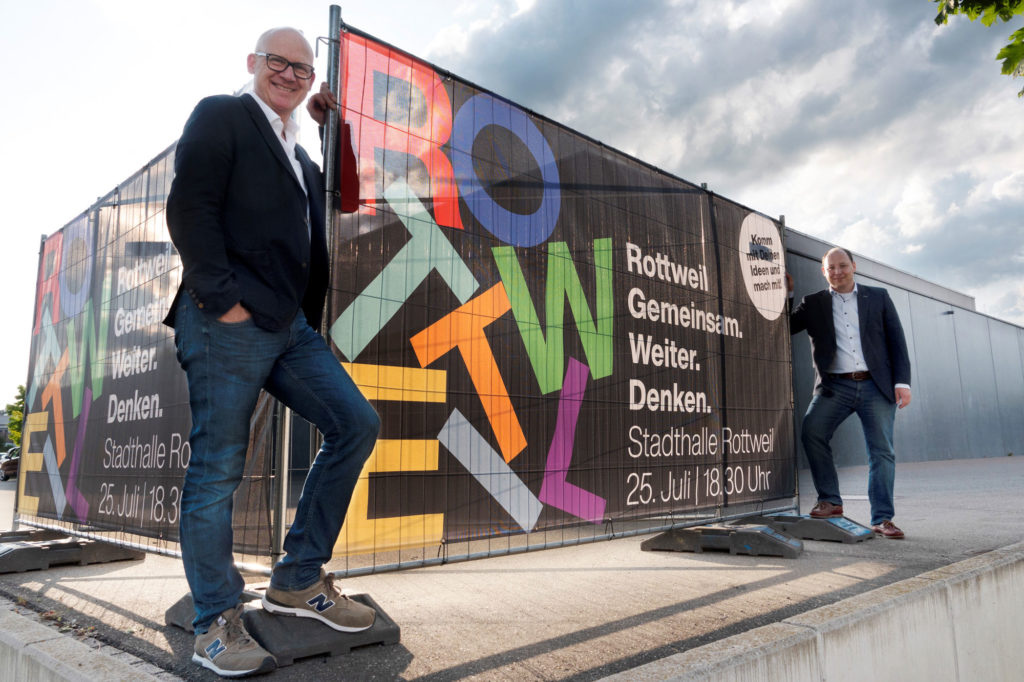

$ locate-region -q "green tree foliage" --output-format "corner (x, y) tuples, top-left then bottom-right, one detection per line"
(933, 0), (1024, 96)
(5, 385), (25, 447)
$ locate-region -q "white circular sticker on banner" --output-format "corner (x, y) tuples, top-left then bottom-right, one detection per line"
(738, 214), (786, 321)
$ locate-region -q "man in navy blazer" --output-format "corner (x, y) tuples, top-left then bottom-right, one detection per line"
(789, 247), (911, 540)
(164, 27), (379, 677)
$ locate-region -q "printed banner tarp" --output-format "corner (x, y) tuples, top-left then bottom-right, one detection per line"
(327, 28), (795, 552)
(19, 24), (795, 558)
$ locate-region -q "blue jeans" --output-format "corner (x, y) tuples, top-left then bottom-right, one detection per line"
(173, 296), (379, 633)
(800, 377), (896, 525)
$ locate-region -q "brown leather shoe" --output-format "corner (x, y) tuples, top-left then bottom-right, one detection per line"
(809, 501), (844, 518)
(871, 520), (905, 539)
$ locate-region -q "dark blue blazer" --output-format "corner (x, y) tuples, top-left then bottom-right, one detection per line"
(789, 284), (911, 403)
(163, 93), (328, 332)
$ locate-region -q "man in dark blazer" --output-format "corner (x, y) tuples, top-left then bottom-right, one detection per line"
(163, 27), (379, 677)
(789, 247), (911, 540)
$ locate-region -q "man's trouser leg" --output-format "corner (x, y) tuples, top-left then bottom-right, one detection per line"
(800, 380), (856, 506)
(174, 296), (284, 633)
(264, 311), (380, 592)
(856, 380), (897, 525)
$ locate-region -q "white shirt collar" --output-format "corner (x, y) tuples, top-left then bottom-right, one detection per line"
(249, 92), (300, 143)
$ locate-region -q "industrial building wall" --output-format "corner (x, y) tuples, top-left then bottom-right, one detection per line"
(786, 229), (1024, 468)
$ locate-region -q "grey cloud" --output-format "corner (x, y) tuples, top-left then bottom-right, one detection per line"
(426, 0), (1024, 324)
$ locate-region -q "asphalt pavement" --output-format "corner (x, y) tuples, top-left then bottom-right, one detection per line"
(1, 455), (1021, 681)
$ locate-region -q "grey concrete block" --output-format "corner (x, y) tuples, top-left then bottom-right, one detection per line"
(641, 525), (803, 558)
(244, 594), (400, 666)
(165, 591), (400, 667)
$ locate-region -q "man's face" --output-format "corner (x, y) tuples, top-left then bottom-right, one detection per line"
(247, 29), (314, 121)
(822, 249), (856, 293)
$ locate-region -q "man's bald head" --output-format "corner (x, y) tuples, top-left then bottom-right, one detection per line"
(247, 27), (315, 122)
(255, 27), (312, 56)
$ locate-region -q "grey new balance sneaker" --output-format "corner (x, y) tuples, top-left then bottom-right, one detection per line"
(262, 570), (375, 632)
(193, 604), (276, 678)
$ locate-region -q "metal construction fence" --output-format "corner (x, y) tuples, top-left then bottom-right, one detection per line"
(17, 11), (797, 575)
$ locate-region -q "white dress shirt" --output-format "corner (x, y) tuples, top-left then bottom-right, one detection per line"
(250, 92), (308, 198)
(827, 285), (868, 374)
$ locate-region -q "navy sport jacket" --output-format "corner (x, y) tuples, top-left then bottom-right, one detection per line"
(163, 93), (329, 332)
(789, 284), (911, 403)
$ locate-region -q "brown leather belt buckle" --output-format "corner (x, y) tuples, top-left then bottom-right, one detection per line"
(834, 371), (870, 381)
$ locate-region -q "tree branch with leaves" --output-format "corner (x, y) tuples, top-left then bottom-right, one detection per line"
(5, 385), (25, 447)
(933, 0), (1024, 96)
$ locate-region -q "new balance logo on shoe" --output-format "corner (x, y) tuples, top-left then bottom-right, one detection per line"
(192, 605), (276, 677)
(306, 593), (335, 613)
(204, 638), (227, 659)
(262, 570), (376, 632)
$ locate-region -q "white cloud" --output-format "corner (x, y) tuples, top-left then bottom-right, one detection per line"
(893, 176), (943, 238)
(992, 171), (1024, 201)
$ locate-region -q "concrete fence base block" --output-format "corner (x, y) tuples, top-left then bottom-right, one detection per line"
(164, 589), (401, 667)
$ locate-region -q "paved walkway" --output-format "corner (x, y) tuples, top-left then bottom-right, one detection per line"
(0, 456), (1021, 680)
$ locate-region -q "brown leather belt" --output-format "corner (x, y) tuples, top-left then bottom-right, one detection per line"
(830, 371), (871, 381)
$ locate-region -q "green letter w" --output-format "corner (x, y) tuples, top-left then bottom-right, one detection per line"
(494, 238), (613, 395)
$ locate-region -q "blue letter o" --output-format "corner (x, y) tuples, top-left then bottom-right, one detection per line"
(452, 94), (560, 247)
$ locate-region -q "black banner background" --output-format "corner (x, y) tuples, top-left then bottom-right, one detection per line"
(20, 25), (794, 561)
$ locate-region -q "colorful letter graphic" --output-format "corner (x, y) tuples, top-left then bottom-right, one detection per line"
(451, 93), (560, 247)
(64, 387), (93, 521)
(539, 358), (606, 522)
(341, 32), (463, 229)
(26, 304), (62, 409)
(330, 180), (479, 362)
(335, 363), (446, 555)
(39, 351), (69, 468)
(437, 409), (542, 533)
(58, 215), (94, 319)
(410, 283), (527, 463)
(493, 238), (614, 394)
(18, 412), (48, 516)
(33, 232), (63, 334)
(65, 272), (110, 418)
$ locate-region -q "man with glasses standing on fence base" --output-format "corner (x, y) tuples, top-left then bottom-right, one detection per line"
(787, 247), (912, 542)
(163, 27), (380, 677)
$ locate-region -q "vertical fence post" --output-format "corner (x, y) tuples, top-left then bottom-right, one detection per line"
(270, 403), (292, 566)
(270, 6), (345, 567)
(323, 4), (343, 255)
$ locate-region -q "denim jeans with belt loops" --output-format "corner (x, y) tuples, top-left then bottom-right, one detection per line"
(800, 376), (897, 525)
(173, 295), (379, 633)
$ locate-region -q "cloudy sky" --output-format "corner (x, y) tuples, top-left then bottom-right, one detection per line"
(2, 0), (1022, 401)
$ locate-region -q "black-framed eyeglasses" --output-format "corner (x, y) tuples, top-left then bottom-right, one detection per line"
(254, 52), (315, 80)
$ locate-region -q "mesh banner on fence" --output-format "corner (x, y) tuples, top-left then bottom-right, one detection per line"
(19, 21), (795, 572)
(324, 26), (795, 570)
(20, 145), (276, 564)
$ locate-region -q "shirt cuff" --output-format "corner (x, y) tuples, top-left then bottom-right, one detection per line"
(894, 383), (910, 391)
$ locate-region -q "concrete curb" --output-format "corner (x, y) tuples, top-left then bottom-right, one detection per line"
(0, 596), (180, 682)
(600, 541), (1024, 681)
(1, 542), (1020, 680)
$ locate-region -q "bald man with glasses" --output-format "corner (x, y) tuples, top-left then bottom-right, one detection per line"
(164, 27), (379, 677)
